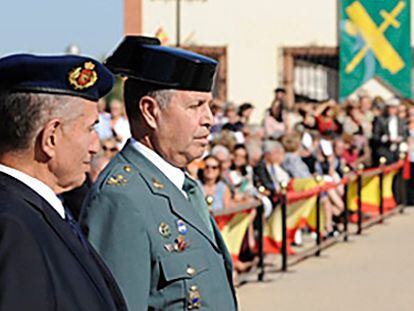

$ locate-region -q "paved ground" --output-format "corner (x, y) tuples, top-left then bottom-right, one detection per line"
(237, 208), (414, 311)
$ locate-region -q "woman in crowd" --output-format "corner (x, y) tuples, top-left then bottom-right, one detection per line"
(263, 99), (286, 140)
(313, 100), (342, 137)
(198, 155), (232, 212)
(227, 144), (256, 203)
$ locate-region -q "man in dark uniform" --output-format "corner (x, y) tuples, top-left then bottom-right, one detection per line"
(81, 36), (238, 310)
(0, 54), (127, 311)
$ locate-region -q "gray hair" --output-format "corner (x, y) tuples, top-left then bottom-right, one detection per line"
(0, 91), (80, 154)
(148, 89), (175, 109)
(263, 140), (284, 154)
(124, 78), (175, 126)
(211, 144), (230, 158)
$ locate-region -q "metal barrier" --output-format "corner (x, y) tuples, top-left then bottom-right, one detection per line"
(210, 156), (407, 282)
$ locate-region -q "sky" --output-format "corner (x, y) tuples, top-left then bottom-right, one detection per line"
(0, 0), (123, 60)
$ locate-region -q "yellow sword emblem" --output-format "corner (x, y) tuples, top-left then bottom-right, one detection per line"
(345, 1), (406, 74)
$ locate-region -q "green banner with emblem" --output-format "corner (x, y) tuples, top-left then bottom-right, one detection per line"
(339, 0), (411, 100)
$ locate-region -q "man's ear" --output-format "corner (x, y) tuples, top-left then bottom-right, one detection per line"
(139, 96), (160, 130)
(39, 119), (62, 158)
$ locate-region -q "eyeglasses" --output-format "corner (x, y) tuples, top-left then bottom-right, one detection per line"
(205, 165), (219, 170)
(103, 146), (117, 152)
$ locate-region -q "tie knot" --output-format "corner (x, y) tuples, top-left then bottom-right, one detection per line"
(182, 176), (197, 194)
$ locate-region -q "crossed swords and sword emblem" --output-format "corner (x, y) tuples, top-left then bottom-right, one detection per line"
(345, 1), (406, 74)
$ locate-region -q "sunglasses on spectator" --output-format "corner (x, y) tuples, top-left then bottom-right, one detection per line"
(103, 146), (118, 152)
(205, 165), (219, 170)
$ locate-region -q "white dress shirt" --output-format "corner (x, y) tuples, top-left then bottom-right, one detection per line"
(0, 164), (65, 218)
(131, 140), (187, 197)
(388, 116), (398, 141)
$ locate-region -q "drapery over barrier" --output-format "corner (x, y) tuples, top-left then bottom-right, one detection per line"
(211, 158), (407, 281)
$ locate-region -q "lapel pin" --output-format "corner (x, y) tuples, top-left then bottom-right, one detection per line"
(159, 222), (171, 238)
(176, 219), (188, 235)
(164, 243), (175, 252)
(175, 235), (189, 252)
(152, 177), (165, 189)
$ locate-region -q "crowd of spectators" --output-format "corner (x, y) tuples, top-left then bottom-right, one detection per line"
(82, 87), (413, 284)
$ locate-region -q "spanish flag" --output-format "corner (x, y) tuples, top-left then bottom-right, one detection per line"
(214, 211), (253, 262)
(347, 170), (397, 217)
(263, 178), (326, 254)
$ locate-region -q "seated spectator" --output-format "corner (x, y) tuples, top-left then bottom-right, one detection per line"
(211, 129), (238, 152)
(198, 155), (232, 212)
(211, 144), (233, 181)
(253, 140), (290, 203)
(314, 100), (341, 137)
(227, 144), (256, 204)
(95, 98), (113, 140)
(246, 142), (263, 168)
(298, 104), (317, 131)
(263, 99), (286, 140)
(333, 138), (347, 176)
(358, 95), (374, 137)
(315, 139), (345, 235)
(238, 102), (254, 126)
(101, 137), (119, 159)
(243, 124), (265, 146)
(222, 102), (244, 143)
(282, 133), (312, 178)
(343, 101), (366, 137)
(109, 99), (131, 149)
(300, 132), (318, 174)
(210, 99), (226, 134)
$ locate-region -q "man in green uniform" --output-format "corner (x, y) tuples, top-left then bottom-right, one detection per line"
(80, 36), (238, 311)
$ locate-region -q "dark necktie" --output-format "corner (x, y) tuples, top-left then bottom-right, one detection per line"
(64, 207), (89, 251)
(182, 176), (215, 239)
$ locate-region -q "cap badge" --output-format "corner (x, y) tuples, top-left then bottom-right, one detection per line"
(68, 61), (98, 90)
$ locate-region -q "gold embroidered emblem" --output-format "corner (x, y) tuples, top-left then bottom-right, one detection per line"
(68, 61), (98, 90)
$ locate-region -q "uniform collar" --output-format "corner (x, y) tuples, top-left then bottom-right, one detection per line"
(131, 139), (186, 194)
(0, 163), (65, 218)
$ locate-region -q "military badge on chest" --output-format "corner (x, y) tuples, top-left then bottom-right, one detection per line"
(161, 219), (190, 252)
(187, 285), (201, 309)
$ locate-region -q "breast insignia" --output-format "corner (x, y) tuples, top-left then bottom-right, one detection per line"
(159, 222), (171, 238)
(187, 285), (201, 309)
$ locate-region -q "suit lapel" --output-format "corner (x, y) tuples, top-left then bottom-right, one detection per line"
(120, 142), (219, 250)
(0, 173), (117, 308)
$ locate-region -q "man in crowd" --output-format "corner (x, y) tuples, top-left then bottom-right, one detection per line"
(0, 54), (126, 310)
(253, 140), (290, 202)
(81, 36), (238, 310)
(372, 97), (408, 165)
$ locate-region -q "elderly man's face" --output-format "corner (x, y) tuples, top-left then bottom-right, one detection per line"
(154, 90), (213, 167)
(52, 98), (100, 192)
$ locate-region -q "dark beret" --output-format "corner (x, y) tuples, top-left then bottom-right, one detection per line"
(0, 54), (114, 101)
(106, 36), (218, 92)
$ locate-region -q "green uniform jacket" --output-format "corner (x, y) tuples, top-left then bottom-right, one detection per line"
(81, 141), (238, 311)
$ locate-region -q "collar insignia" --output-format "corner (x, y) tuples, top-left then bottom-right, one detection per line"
(152, 177), (165, 189)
